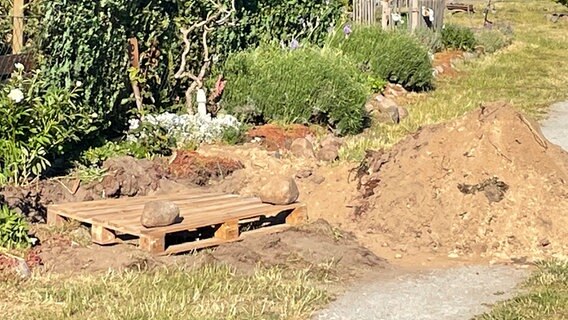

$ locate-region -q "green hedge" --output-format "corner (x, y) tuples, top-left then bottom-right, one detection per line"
(39, 0), (345, 126)
(221, 47), (367, 135)
(328, 26), (433, 91)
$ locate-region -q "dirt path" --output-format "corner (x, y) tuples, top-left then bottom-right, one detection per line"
(314, 265), (528, 320)
(540, 101), (568, 151)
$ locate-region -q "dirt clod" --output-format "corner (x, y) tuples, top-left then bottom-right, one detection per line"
(247, 124), (313, 151)
(168, 150), (243, 185)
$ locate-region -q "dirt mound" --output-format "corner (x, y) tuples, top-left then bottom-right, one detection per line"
(1, 157), (166, 222)
(206, 219), (387, 277)
(168, 150), (244, 185)
(35, 219), (388, 277)
(351, 102), (568, 260)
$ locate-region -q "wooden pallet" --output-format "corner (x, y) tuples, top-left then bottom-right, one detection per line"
(47, 191), (307, 255)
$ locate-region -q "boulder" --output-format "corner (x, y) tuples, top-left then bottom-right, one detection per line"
(317, 146), (339, 162)
(259, 177), (300, 205)
(141, 200), (180, 228)
(365, 94), (401, 124)
(320, 135), (343, 149)
(290, 138), (315, 158)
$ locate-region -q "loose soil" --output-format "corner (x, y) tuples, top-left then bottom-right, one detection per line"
(35, 219), (388, 278)
(0, 153), (245, 223)
(246, 124), (314, 151)
(350, 102), (568, 261)
(4, 101), (567, 276)
(433, 50), (465, 78)
(168, 150), (244, 185)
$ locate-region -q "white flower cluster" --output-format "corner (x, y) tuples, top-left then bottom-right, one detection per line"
(127, 112), (242, 147)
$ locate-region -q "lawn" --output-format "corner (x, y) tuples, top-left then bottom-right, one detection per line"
(478, 260), (568, 320)
(0, 264), (330, 319)
(341, 0), (568, 160)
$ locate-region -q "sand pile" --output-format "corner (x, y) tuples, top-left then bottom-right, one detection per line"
(351, 102), (568, 260)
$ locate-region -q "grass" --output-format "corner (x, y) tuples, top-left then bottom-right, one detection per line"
(0, 264), (330, 319)
(340, 0), (568, 161)
(477, 260), (568, 320)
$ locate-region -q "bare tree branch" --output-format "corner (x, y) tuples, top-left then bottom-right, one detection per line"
(174, 0), (236, 114)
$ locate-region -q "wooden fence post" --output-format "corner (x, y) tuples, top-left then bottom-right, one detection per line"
(410, 0), (419, 31)
(12, 0), (24, 54)
(381, 1), (388, 30)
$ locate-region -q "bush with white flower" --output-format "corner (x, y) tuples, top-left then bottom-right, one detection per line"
(0, 65), (95, 185)
(127, 112), (245, 152)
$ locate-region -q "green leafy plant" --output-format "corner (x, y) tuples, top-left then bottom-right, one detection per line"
(367, 76), (388, 94)
(556, 0), (568, 6)
(441, 24), (477, 51)
(0, 205), (32, 250)
(222, 46), (368, 135)
(328, 26), (433, 91)
(220, 124), (248, 145)
(0, 67), (95, 186)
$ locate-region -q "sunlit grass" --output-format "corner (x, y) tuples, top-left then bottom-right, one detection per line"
(0, 264), (330, 320)
(340, 0), (568, 161)
(477, 260), (568, 320)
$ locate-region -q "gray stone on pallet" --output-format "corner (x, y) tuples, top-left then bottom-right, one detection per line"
(259, 177), (300, 205)
(141, 200), (180, 228)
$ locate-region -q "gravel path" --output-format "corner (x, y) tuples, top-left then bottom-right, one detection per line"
(540, 101), (568, 150)
(314, 265), (528, 320)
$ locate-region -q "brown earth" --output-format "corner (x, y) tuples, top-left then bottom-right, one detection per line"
(0, 153), (245, 223)
(246, 124), (314, 151)
(168, 150), (244, 185)
(5, 101), (567, 277)
(35, 219), (388, 277)
(349, 102), (568, 261)
(433, 50), (465, 77)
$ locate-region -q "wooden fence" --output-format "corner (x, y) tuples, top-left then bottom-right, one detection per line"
(353, 0), (446, 31)
(0, 0), (31, 76)
(12, 0), (24, 54)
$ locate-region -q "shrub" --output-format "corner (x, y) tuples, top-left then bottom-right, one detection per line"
(413, 28), (444, 53)
(475, 29), (512, 54)
(441, 24), (477, 51)
(221, 47), (368, 135)
(0, 66), (96, 186)
(328, 26), (433, 91)
(0, 205), (32, 250)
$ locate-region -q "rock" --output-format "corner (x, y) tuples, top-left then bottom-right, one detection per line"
(398, 106), (409, 121)
(141, 200), (181, 228)
(295, 169), (313, 179)
(395, 254), (403, 259)
(311, 175), (326, 185)
(290, 138), (315, 158)
(365, 94), (401, 124)
(320, 135), (343, 149)
(258, 177), (300, 205)
(317, 146), (339, 162)
(101, 175), (120, 198)
(448, 252), (460, 259)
